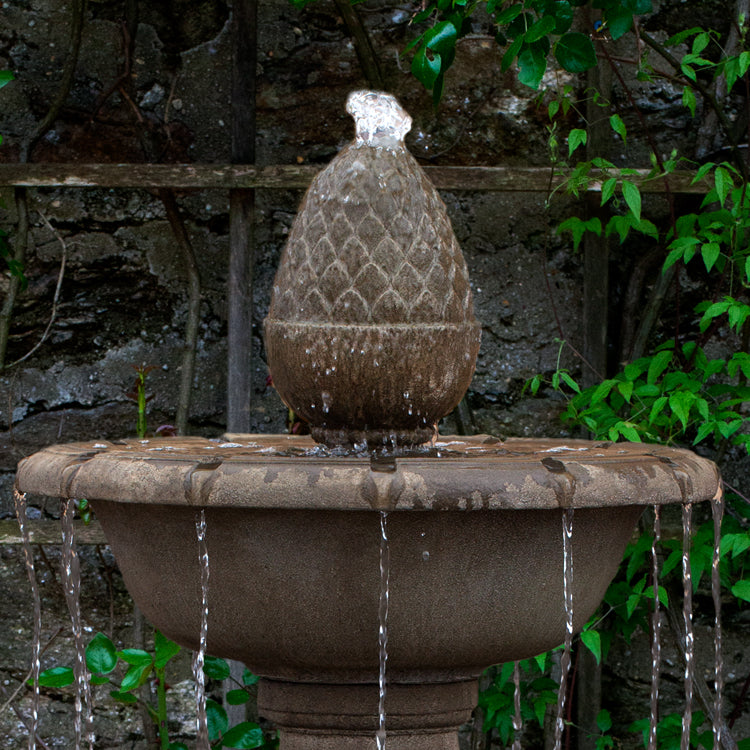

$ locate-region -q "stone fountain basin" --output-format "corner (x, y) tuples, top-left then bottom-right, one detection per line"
(16, 435), (719, 685)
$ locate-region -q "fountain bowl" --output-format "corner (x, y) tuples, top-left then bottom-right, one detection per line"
(15, 434), (720, 749)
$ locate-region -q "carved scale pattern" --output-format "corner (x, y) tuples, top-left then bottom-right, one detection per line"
(269, 143), (474, 325)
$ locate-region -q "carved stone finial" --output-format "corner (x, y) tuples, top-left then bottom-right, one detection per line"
(264, 91), (481, 447)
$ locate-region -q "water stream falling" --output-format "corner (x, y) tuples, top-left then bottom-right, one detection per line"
(648, 505), (662, 750)
(13, 488), (41, 750)
(553, 507), (574, 750)
(376, 510), (390, 750)
(681, 503), (694, 750)
(60, 498), (95, 750)
(512, 661), (522, 750)
(193, 509), (210, 750)
(711, 488), (724, 748)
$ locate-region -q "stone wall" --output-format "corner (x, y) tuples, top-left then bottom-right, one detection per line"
(1, 0), (748, 748)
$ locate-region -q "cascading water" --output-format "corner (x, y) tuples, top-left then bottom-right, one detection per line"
(376, 510), (390, 750)
(13, 488), (41, 750)
(711, 488), (724, 748)
(60, 498), (95, 750)
(681, 502), (694, 750)
(193, 508), (210, 750)
(648, 505), (662, 750)
(553, 507), (574, 750)
(512, 661), (522, 750)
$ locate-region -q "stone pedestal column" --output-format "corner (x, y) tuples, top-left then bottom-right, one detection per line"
(258, 679), (477, 750)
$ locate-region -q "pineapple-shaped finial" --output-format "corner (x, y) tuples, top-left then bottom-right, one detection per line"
(264, 91), (481, 448)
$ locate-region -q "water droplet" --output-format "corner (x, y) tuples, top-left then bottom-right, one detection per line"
(321, 392), (332, 414)
(422, 551), (430, 561)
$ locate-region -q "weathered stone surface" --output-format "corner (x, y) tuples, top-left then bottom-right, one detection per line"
(0, 0), (748, 746)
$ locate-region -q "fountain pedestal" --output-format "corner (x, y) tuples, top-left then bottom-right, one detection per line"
(258, 680), (476, 750)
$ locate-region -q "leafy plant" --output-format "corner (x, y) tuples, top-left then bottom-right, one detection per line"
(126, 364), (157, 439)
(36, 634), (273, 749)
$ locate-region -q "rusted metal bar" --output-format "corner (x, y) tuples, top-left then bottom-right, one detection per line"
(227, 0), (258, 433)
(0, 163), (708, 193)
(0, 519), (107, 545)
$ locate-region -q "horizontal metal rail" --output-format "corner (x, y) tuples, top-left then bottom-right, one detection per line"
(0, 163), (706, 193)
(0, 518), (107, 544)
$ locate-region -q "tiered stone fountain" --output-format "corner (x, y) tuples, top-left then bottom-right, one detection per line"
(15, 92), (720, 750)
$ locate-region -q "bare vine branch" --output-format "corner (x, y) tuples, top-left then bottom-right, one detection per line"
(158, 189), (202, 435)
(6, 211), (68, 369)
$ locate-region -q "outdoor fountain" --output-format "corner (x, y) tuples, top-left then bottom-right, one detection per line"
(14, 92), (722, 750)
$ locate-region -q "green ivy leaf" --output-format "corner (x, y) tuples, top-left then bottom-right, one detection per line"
(731, 579), (750, 602)
(412, 46), (441, 90)
(120, 663), (153, 692)
(597, 709), (613, 733)
(617, 422), (641, 442)
(617, 380), (633, 402)
(494, 3), (523, 23)
(580, 629), (601, 664)
(701, 242), (721, 272)
(221, 722), (265, 749)
(601, 177), (617, 205)
(609, 114), (626, 145)
(669, 390), (694, 430)
(501, 36), (525, 72)
(154, 630), (181, 669)
(207, 698), (229, 742)
(518, 43), (547, 89)
(525, 15), (556, 44)
(603, 7), (634, 40)
(647, 350), (673, 385)
(203, 655), (232, 681)
(648, 396), (668, 424)
(555, 32), (597, 73)
(682, 86), (697, 117)
(557, 216), (601, 251)
(714, 166), (733, 206)
(118, 649), (152, 667)
(86, 632), (118, 675)
(36, 666), (75, 688)
(242, 669), (260, 686)
(424, 20), (458, 55)
(110, 689), (139, 704)
(560, 371), (581, 393)
(548, 1), (574, 34)
(621, 180), (642, 222)
(568, 127), (587, 157)
(226, 688), (252, 705)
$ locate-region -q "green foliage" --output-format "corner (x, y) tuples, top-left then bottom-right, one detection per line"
(550, 340), (750, 451)
(125, 364), (156, 438)
(36, 635), (273, 749)
(478, 658), (557, 745)
(485, 4), (750, 746)
(630, 711), (712, 749)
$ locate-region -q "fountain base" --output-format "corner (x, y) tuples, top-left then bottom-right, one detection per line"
(259, 679), (476, 750)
